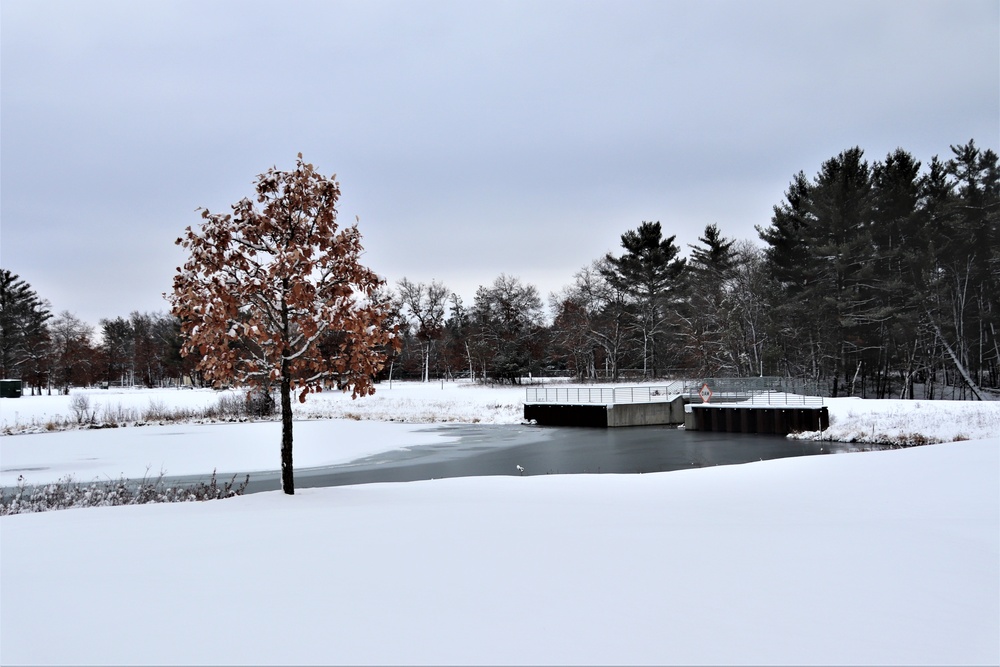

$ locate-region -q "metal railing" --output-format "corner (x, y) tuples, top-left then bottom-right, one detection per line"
(525, 382), (687, 404)
(526, 377), (824, 406)
(685, 377), (824, 406)
(686, 389), (824, 406)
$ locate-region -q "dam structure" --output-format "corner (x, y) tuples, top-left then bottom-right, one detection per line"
(523, 378), (829, 435)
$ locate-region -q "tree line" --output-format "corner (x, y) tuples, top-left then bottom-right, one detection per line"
(0, 276), (190, 394)
(2, 139), (996, 399)
(388, 140), (999, 398)
(758, 141), (998, 398)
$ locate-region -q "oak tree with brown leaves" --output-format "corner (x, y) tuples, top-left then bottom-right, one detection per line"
(169, 155), (398, 494)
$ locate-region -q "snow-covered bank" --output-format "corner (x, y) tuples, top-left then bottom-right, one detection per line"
(0, 420), (458, 488)
(794, 396), (1000, 445)
(2, 437), (996, 666)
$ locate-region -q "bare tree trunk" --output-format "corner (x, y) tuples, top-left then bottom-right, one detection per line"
(280, 289), (295, 495)
(900, 338), (919, 399)
(280, 366), (294, 494)
(926, 307), (985, 401)
(850, 360), (862, 397)
(991, 322), (1000, 388)
(465, 342), (473, 381)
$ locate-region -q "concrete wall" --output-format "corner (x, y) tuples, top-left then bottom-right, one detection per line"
(525, 396), (687, 427)
(606, 396), (686, 427)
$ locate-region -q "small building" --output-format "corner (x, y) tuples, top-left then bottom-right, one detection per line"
(0, 379), (23, 398)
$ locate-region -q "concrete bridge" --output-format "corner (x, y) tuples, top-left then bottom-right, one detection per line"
(523, 380), (829, 435)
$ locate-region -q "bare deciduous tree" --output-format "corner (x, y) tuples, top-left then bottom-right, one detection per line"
(48, 311), (95, 393)
(396, 278), (449, 382)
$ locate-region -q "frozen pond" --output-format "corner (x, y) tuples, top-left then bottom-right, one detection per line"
(219, 423), (858, 493)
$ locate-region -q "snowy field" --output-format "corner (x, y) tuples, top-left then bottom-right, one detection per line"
(1, 382), (998, 665)
(0, 381), (527, 434)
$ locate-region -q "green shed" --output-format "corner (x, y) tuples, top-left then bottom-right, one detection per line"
(0, 379), (23, 398)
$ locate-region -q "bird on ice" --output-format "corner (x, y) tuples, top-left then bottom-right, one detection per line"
(516, 464), (524, 475)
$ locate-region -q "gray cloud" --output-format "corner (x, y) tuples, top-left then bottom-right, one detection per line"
(2, 0), (997, 327)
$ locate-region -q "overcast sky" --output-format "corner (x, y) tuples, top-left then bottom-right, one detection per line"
(2, 0), (998, 328)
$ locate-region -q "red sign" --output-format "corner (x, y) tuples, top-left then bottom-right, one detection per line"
(698, 383), (713, 403)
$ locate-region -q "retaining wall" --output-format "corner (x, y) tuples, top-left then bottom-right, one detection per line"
(685, 405), (829, 435)
(524, 396), (686, 428)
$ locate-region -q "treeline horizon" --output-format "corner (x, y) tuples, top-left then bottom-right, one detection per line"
(2, 139), (996, 399)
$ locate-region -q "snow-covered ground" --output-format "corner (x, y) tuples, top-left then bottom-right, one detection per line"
(793, 395), (1000, 445)
(0, 381), (527, 434)
(1, 382), (998, 665)
(2, 437), (996, 666)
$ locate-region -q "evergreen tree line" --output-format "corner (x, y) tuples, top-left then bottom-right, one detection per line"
(3, 140), (995, 399)
(758, 140), (998, 398)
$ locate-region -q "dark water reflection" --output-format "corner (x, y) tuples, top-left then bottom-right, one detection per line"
(238, 424), (855, 494)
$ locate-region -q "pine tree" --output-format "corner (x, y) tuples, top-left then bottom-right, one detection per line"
(757, 171), (818, 379)
(602, 221), (685, 377)
(914, 140), (1000, 398)
(0, 270), (52, 389)
(99, 316), (135, 386)
(681, 224), (736, 376)
(759, 148), (876, 393)
(869, 149), (923, 397)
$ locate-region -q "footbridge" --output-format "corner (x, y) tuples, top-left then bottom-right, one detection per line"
(523, 378), (828, 435)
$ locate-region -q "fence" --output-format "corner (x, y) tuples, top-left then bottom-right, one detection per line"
(525, 382), (687, 404)
(684, 377), (824, 406)
(686, 389), (825, 407)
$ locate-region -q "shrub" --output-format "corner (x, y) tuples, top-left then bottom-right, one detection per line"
(144, 399), (171, 422)
(101, 402), (140, 424)
(216, 392), (247, 419)
(0, 469), (250, 516)
(898, 432), (931, 447)
(70, 394), (96, 424)
(245, 388), (275, 418)
(214, 389), (274, 420)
